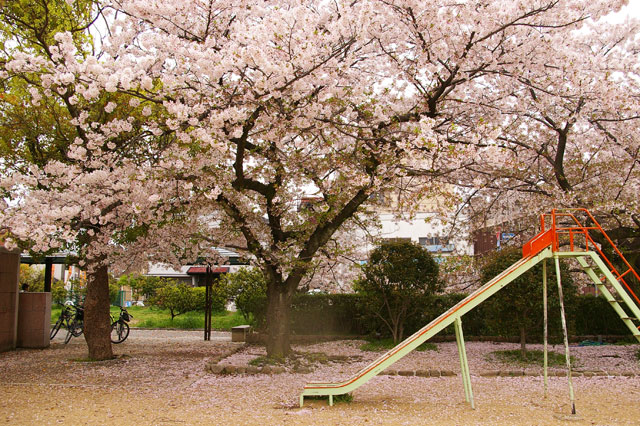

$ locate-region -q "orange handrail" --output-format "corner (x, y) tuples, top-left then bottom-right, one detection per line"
(535, 209), (640, 306)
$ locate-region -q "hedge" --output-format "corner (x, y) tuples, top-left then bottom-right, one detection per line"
(244, 292), (636, 339)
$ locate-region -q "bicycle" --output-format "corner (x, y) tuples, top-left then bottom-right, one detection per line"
(64, 305), (84, 344)
(110, 306), (132, 344)
(50, 305), (74, 340)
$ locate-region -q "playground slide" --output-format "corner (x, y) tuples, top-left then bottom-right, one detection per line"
(300, 245), (554, 406)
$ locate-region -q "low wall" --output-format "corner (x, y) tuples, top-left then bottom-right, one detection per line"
(17, 292), (51, 348)
(0, 247), (20, 352)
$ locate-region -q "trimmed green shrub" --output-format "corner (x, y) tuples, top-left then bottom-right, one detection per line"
(574, 294), (631, 336)
(290, 293), (367, 335)
(241, 291), (635, 340)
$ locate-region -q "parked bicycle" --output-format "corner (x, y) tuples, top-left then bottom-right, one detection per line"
(50, 304), (74, 340)
(64, 305), (84, 344)
(110, 306), (132, 344)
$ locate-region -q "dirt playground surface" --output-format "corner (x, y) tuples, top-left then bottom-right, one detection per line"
(1, 330), (639, 425)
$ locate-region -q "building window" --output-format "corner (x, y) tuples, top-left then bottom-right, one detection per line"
(420, 236), (445, 246)
(419, 236), (454, 253)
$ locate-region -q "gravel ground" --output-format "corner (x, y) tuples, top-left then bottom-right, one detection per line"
(1, 329), (639, 425)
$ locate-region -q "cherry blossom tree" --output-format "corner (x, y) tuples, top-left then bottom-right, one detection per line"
(455, 9), (640, 273)
(2, 0), (633, 358)
(0, 0), (194, 360)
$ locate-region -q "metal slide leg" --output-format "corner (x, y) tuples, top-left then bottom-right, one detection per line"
(329, 395), (333, 406)
(543, 259), (548, 398)
(555, 256), (576, 415)
(454, 316), (475, 409)
(300, 395), (304, 408)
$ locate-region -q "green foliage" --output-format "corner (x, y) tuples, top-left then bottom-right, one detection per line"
(290, 293), (366, 335)
(354, 241), (441, 343)
(147, 281), (226, 320)
(150, 282), (201, 320)
(19, 264), (45, 291)
(480, 247), (576, 354)
(66, 278), (86, 305)
(109, 283), (120, 305)
(219, 268), (266, 323)
(359, 338), (438, 352)
(241, 290), (637, 341)
(0, 0), (96, 171)
(305, 394), (353, 404)
(192, 285), (227, 313)
(117, 274), (168, 300)
(51, 281), (67, 305)
(249, 355), (284, 367)
(487, 349), (572, 367)
(573, 294), (630, 335)
(333, 393), (354, 404)
(0, 0), (94, 53)
(246, 293), (366, 334)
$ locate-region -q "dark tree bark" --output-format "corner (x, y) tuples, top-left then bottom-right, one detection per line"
(83, 262), (113, 360)
(265, 283), (293, 358)
(520, 325), (527, 358)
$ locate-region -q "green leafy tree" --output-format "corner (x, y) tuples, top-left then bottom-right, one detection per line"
(0, 0), (173, 361)
(193, 284), (227, 314)
(354, 241), (442, 344)
(118, 274), (166, 301)
(151, 282), (201, 320)
(51, 280), (67, 305)
(219, 268), (267, 323)
(480, 247), (576, 356)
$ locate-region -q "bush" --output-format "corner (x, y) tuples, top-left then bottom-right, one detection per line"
(240, 290), (636, 341)
(354, 241), (441, 343)
(244, 293), (365, 335)
(574, 294), (630, 336)
(290, 294), (367, 335)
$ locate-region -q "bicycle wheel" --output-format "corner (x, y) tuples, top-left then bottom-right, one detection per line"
(64, 327), (73, 344)
(71, 320), (84, 337)
(111, 321), (129, 344)
(50, 316), (64, 340)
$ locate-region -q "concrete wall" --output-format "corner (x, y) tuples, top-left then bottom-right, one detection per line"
(0, 247), (20, 352)
(17, 292), (51, 348)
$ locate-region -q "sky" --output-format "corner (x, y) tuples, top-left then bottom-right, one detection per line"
(610, 2), (640, 21)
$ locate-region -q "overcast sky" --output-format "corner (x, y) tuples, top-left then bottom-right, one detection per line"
(609, 2), (640, 21)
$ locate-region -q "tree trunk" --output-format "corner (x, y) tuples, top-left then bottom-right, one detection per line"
(520, 325), (527, 358)
(83, 263), (113, 360)
(265, 285), (293, 358)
